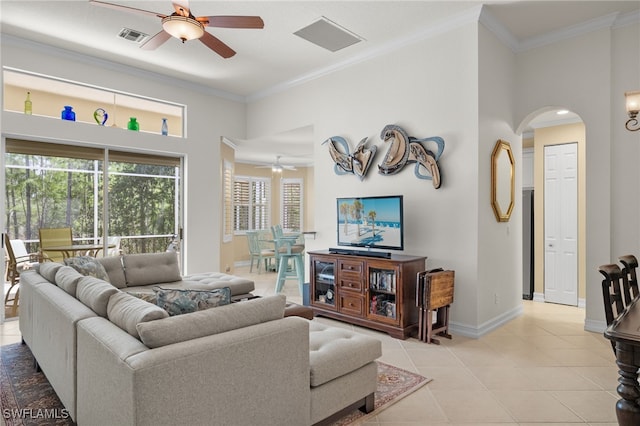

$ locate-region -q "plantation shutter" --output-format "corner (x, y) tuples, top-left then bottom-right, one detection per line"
(233, 176), (270, 232)
(251, 179), (270, 230)
(281, 178), (303, 232)
(222, 160), (233, 242)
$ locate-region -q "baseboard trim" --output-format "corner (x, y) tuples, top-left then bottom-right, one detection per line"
(449, 304), (524, 339)
(585, 318), (607, 334)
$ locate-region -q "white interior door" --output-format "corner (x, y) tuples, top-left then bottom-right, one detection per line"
(544, 143), (578, 306)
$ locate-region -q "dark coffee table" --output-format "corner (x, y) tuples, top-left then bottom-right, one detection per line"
(231, 294), (314, 320)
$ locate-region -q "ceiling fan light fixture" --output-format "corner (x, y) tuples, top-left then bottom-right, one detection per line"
(162, 15), (205, 42)
(272, 164), (283, 173)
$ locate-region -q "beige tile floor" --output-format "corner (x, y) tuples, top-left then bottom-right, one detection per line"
(2, 266), (620, 425)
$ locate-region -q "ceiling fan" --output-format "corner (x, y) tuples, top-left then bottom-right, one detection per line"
(90, 0), (264, 58)
(256, 156), (297, 172)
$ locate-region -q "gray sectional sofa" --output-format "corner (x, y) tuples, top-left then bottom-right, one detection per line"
(19, 252), (382, 425)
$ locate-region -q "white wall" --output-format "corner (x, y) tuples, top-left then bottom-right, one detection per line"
(514, 21), (640, 331)
(0, 37), (247, 274)
(478, 24), (522, 328)
(246, 21), (524, 336)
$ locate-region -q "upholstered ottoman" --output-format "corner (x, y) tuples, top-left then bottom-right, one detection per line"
(308, 321), (382, 424)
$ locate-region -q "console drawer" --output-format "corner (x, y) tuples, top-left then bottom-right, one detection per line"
(338, 260), (363, 275)
(339, 294), (364, 317)
(338, 278), (363, 292)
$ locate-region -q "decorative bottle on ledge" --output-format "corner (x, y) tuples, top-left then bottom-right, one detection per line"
(161, 118), (168, 136)
(24, 92), (32, 115)
(61, 106), (75, 121)
(127, 117), (139, 131)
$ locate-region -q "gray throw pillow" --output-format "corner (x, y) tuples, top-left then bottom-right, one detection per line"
(137, 294), (286, 348)
(153, 286), (231, 316)
(107, 292), (168, 339)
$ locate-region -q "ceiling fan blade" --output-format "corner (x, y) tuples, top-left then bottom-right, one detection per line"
(172, 1), (191, 17)
(89, 0), (166, 19)
(199, 16), (264, 29)
(199, 32), (236, 58)
(140, 30), (172, 50)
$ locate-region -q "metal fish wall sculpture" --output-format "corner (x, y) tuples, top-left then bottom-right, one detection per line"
(378, 124), (444, 189)
(322, 136), (377, 181)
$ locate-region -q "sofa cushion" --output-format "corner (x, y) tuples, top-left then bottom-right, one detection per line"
(123, 252), (181, 287)
(182, 272), (255, 296)
(38, 262), (64, 283)
(96, 255), (127, 288)
(65, 256), (110, 282)
(107, 291), (169, 339)
(137, 294), (286, 348)
(76, 276), (119, 317)
(153, 286), (231, 316)
(308, 321), (382, 387)
(55, 266), (85, 296)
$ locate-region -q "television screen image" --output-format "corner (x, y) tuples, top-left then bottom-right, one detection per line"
(336, 195), (404, 251)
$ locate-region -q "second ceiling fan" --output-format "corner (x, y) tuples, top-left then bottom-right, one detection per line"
(256, 156), (297, 172)
(90, 0), (264, 58)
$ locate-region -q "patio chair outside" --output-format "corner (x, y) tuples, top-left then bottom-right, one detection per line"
(4, 234), (39, 316)
(39, 227), (72, 263)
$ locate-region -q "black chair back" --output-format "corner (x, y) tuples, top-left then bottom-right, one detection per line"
(619, 254), (639, 304)
(599, 263), (627, 355)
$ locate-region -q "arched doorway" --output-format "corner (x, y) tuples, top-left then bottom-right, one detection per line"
(517, 108), (587, 308)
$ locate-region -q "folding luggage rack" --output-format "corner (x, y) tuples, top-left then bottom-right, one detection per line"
(416, 269), (455, 344)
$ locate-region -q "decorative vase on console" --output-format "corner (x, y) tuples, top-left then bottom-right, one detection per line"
(127, 117), (139, 131)
(61, 106), (76, 121)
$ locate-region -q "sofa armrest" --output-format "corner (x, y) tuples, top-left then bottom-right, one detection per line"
(77, 316), (311, 426)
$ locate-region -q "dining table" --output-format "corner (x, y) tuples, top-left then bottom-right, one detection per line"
(604, 295), (640, 426)
(43, 243), (115, 259)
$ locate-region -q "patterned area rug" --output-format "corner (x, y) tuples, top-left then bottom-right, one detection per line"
(1, 342), (429, 426)
(334, 361), (431, 425)
(0, 343), (75, 426)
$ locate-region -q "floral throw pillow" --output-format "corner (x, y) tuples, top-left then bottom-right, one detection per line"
(126, 291), (158, 305)
(64, 256), (110, 283)
(153, 286), (231, 316)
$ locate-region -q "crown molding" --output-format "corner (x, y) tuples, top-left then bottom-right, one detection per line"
(247, 5), (483, 102)
(517, 12), (619, 52)
(614, 9), (640, 29)
(479, 6), (519, 52)
(1, 34), (246, 103)
(481, 8), (639, 54)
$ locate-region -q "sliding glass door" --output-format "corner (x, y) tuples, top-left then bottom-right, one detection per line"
(4, 139), (182, 256)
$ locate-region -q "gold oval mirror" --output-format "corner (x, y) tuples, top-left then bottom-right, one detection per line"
(491, 139), (515, 222)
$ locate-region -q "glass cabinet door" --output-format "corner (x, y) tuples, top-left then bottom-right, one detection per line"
(367, 266), (399, 323)
(312, 258), (337, 308)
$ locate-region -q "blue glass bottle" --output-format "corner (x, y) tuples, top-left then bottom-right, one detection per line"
(61, 106), (76, 121)
(161, 118), (168, 136)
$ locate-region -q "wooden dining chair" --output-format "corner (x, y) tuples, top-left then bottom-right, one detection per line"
(4, 234), (39, 316)
(598, 263), (627, 354)
(619, 254), (639, 304)
(39, 227), (72, 263)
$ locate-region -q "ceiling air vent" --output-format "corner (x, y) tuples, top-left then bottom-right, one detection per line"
(117, 28), (148, 43)
(294, 17), (364, 52)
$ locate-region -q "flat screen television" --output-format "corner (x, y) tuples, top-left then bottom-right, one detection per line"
(336, 195), (404, 251)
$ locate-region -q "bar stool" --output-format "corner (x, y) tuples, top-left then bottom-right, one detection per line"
(274, 237), (305, 295)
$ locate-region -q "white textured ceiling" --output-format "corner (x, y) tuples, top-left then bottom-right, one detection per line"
(1, 1), (638, 166)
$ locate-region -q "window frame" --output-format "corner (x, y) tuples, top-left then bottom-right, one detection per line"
(280, 177), (303, 233)
(233, 175), (271, 235)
